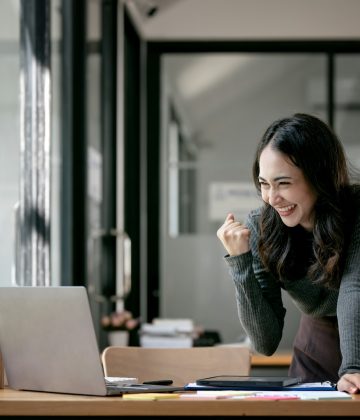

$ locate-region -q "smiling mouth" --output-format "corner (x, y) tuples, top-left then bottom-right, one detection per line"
(276, 204), (296, 215)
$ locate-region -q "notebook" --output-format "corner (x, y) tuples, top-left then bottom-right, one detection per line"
(0, 286), (182, 396)
(195, 375), (302, 389)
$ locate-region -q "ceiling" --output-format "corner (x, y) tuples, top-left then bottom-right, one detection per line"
(125, 0), (360, 140)
(124, 0), (360, 41)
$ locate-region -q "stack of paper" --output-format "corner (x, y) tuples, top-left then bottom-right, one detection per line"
(179, 389), (352, 400)
(183, 381), (352, 400)
(139, 319), (195, 348)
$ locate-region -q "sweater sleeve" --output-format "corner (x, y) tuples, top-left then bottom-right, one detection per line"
(225, 210), (286, 355)
(337, 207), (360, 377)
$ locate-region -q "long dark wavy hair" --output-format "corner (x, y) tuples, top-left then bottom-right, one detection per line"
(252, 113), (359, 289)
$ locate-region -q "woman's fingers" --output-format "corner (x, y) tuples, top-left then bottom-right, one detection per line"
(225, 212), (235, 223)
(337, 373), (360, 394)
(217, 213), (250, 256)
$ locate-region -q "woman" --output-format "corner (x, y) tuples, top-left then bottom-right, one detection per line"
(217, 113), (360, 394)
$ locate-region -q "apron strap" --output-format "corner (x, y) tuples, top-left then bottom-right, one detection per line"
(289, 314), (341, 382)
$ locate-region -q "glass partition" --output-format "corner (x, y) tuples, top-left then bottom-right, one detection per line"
(160, 53), (327, 347)
(0, 1), (20, 286)
(335, 55), (360, 171)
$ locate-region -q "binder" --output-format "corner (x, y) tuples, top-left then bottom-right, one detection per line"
(185, 375), (336, 391)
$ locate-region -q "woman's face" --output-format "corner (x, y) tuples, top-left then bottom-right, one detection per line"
(258, 144), (318, 231)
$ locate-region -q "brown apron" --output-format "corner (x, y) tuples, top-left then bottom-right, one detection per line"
(288, 314), (341, 383)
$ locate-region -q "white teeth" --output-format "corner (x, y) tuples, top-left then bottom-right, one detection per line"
(278, 205), (295, 212)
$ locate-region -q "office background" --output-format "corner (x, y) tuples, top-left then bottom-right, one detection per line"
(1, 0), (360, 350)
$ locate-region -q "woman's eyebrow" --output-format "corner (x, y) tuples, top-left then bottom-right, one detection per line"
(258, 176), (292, 182)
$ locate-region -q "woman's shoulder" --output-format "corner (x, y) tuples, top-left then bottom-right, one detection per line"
(245, 207), (263, 229)
(247, 206), (262, 219)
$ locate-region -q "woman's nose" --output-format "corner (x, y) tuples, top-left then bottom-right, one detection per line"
(268, 187), (281, 206)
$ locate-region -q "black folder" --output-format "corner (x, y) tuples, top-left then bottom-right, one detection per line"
(196, 375), (302, 389)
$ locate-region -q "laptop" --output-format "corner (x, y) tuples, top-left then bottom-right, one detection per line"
(0, 286), (182, 396)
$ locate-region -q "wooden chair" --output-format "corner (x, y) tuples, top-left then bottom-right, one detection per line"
(101, 346), (251, 386)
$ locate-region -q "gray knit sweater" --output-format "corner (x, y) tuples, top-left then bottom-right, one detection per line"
(225, 207), (360, 378)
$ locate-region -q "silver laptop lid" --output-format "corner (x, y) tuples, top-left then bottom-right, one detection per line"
(0, 286), (108, 395)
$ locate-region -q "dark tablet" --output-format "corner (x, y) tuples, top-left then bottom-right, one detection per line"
(196, 375), (302, 388)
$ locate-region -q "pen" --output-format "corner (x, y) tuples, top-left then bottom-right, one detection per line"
(142, 380), (174, 385)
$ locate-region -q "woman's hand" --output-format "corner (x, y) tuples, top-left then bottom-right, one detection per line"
(216, 213), (250, 256)
(337, 373), (360, 394)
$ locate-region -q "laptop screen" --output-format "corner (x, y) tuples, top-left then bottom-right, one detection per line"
(0, 286), (108, 395)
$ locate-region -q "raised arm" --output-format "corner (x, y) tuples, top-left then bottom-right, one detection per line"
(219, 209), (286, 355)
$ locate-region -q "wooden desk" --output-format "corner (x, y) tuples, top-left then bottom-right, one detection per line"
(0, 387), (359, 416)
(251, 351), (293, 367)
(251, 351), (292, 376)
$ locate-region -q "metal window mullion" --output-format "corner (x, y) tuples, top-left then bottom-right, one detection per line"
(327, 53), (335, 128)
(19, 0), (51, 286)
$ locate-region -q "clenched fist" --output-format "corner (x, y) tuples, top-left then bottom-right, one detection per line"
(217, 213), (250, 256)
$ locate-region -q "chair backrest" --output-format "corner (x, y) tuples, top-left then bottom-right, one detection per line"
(101, 346), (251, 386)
